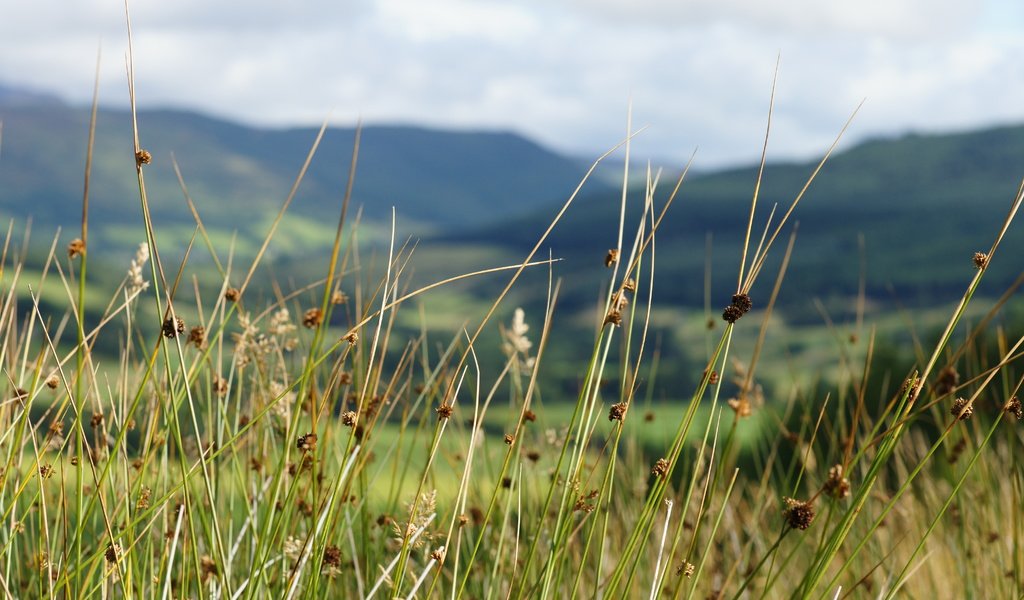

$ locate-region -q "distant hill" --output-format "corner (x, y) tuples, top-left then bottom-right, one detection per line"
(448, 124), (1024, 312)
(0, 87), (606, 258)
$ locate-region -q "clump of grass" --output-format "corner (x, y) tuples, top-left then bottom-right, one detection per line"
(2, 22), (1024, 600)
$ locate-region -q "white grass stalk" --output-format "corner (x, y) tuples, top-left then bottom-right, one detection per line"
(649, 499), (674, 600)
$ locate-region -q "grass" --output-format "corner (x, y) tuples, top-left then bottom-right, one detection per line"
(3, 28), (1024, 600)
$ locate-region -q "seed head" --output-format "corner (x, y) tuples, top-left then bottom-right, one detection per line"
(200, 555), (218, 581)
(297, 432), (318, 452)
(605, 249), (619, 267)
(677, 561), (696, 578)
(341, 411), (357, 427)
(436, 403), (453, 420)
(604, 310), (622, 328)
(1005, 396), (1023, 420)
(67, 238), (85, 259)
(783, 497), (815, 530)
(951, 397), (973, 421)
(224, 288), (241, 302)
(608, 402), (627, 422)
(430, 546), (446, 564)
(973, 251), (989, 269)
(162, 316), (185, 339)
(504, 433), (515, 445)
(104, 543), (121, 564)
(45, 375), (60, 390)
(823, 464), (851, 499)
(523, 409), (537, 423)
(330, 290), (348, 305)
(135, 149), (152, 166)
(344, 331), (359, 345)
(652, 458), (670, 478)
(302, 308), (323, 329)
(188, 326), (206, 349)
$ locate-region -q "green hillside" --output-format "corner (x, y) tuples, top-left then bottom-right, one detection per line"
(449, 124), (1024, 313)
(0, 94), (603, 259)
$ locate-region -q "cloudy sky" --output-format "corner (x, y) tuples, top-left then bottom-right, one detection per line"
(2, 0), (1024, 167)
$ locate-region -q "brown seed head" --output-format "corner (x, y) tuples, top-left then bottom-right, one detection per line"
(722, 304), (744, 324)
(678, 561), (696, 578)
(1006, 396), (1023, 420)
(728, 396), (752, 418)
(604, 310), (622, 328)
(436, 403), (453, 420)
(341, 411), (357, 427)
(973, 251), (989, 269)
(67, 238), (86, 259)
(605, 249), (619, 267)
(188, 326), (206, 349)
(936, 365), (960, 396)
(45, 375), (59, 390)
(823, 464), (851, 499)
(344, 331), (359, 345)
(135, 149), (153, 166)
(162, 316), (185, 339)
(90, 413), (104, 428)
(526, 450), (541, 462)
(224, 287), (241, 302)
(951, 397), (973, 421)
(322, 545), (343, 568)
(608, 402), (627, 422)
(504, 433), (515, 445)
(297, 432), (318, 452)
(430, 547), (446, 564)
(523, 409), (537, 422)
(302, 308), (323, 329)
(104, 543), (121, 564)
(783, 497), (815, 530)
(330, 290), (348, 305)
(652, 458), (670, 478)
(200, 555), (218, 581)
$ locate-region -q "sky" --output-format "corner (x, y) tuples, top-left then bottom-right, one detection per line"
(2, 0), (1024, 168)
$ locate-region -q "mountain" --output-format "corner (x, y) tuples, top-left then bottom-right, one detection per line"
(447, 124), (1024, 313)
(0, 89), (607, 258)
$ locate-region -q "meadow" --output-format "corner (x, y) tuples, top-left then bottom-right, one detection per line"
(3, 52), (1024, 600)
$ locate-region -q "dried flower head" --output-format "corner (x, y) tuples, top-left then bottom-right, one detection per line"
(604, 309), (622, 328)
(302, 308), (323, 329)
(39, 464), (54, 479)
(783, 497), (815, 530)
(137, 487), (152, 510)
(623, 278), (637, 292)
(67, 238), (85, 259)
(200, 555), (218, 581)
(297, 432), (318, 452)
(344, 331), (359, 345)
(330, 290), (348, 305)
(652, 458), (670, 478)
(436, 403), (453, 420)
(45, 374), (60, 390)
(322, 545), (343, 578)
(936, 365), (960, 396)
(823, 464), (851, 499)
(973, 251), (989, 269)
(430, 546), (446, 564)
(90, 413), (104, 428)
(104, 543), (121, 564)
(224, 287), (240, 302)
(523, 409), (537, 423)
(162, 316), (185, 339)
(706, 369), (719, 385)
(135, 149), (152, 166)
(341, 411), (357, 427)
(644, 411), (655, 422)
(458, 514), (469, 526)
(605, 249), (619, 267)
(722, 293), (753, 323)
(526, 450), (541, 462)
(188, 326), (206, 349)
(608, 402), (627, 422)
(678, 561), (696, 578)
(951, 397), (973, 421)
(1005, 396), (1023, 420)
(504, 433), (515, 445)
(728, 395), (752, 418)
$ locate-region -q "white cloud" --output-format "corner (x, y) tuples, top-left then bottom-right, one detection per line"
(0, 0), (1022, 168)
